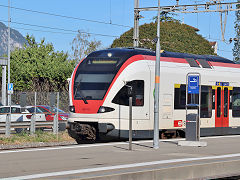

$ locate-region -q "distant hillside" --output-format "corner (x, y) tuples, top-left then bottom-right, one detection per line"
(0, 22), (27, 56)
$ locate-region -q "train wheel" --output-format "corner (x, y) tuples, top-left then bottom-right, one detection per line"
(67, 129), (78, 139)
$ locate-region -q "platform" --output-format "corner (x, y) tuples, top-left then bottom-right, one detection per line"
(1, 135), (240, 179)
(178, 140), (207, 146)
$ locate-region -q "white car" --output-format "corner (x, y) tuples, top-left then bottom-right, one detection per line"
(0, 106), (46, 122)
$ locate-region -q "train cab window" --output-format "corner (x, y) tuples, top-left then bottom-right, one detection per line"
(112, 80), (144, 106)
(200, 86), (212, 118)
(232, 87), (240, 117)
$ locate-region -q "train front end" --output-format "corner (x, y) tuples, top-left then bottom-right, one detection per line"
(67, 49), (125, 143)
(67, 48), (155, 143)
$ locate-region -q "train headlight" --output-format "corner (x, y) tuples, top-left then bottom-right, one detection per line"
(98, 106), (115, 113)
(60, 116), (67, 120)
(69, 106), (75, 113)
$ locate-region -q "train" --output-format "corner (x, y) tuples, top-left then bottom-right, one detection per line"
(67, 47), (240, 143)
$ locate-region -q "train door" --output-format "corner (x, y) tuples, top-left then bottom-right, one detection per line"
(215, 86), (229, 127)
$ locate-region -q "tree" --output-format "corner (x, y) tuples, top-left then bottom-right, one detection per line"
(152, 11), (179, 22)
(10, 35), (76, 91)
(71, 30), (102, 61)
(233, 1), (240, 62)
(111, 20), (215, 55)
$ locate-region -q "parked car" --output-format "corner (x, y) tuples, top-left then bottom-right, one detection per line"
(0, 106), (46, 122)
(37, 105), (69, 121)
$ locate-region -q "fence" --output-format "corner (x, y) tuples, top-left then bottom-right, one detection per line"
(0, 91), (69, 137)
(12, 91), (69, 112)
(0, 121), (67, 134)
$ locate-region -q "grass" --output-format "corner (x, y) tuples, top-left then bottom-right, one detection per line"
(0, 130), (74, 145)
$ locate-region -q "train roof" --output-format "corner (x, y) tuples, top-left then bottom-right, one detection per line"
(87, 47), (234, 64)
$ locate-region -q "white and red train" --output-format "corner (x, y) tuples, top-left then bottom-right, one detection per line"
(67, 47), (240, 143)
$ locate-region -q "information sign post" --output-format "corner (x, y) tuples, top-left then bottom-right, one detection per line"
(178, 73), (207, 147)
(5, 83), (13, 137)
(188, 75), (199, 94)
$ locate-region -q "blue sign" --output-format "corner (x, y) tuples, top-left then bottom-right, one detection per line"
(8, 83), (13, 94)
(216, 82), (229, 86)
(188, 75), (199, 94)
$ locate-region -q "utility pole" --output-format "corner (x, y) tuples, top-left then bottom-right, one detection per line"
(7, 0), (11, 106)
(1, 58), (7, 106)
(153, 0), (161, 149)
(133, 0), (139, 47)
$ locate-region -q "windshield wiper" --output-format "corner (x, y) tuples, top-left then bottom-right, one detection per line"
(74, 82), (88, 104)
(81, 97), (88, 104)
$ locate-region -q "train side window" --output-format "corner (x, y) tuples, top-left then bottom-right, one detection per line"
(200, 86), (212, 118)
(174, 84), (211, 114)
(212, 89), (215, 110)
(229, 90), (233, 109)
(174, 84), (186, 109)
(232, 87), (240, 117)
(174, 84), (198, 109)
(112, 80), (144, 106)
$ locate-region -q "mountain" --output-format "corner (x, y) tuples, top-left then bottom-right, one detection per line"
(0, 22), (27, 56)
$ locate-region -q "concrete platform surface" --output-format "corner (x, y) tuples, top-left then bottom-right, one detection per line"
(178, 140), (207, 147)
(1, 135), (240, 180)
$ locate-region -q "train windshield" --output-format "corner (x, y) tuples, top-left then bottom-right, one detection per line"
(74, 58), (119, 100)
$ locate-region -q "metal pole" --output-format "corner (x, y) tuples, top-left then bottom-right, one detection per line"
(197, 75), (201, 141)
(133, 0), (139, 47)
(129, 96), (133, 150)
(2, 66), (6, 105)
(7, 0), (11, 106)
(5, 94), (11, 137)
(56, 92), (59, 136)
(53, 92), (59, 134)
(31, 92), (36, 135)
(153, 0), (161, 149)
(5, 111), (10, 137)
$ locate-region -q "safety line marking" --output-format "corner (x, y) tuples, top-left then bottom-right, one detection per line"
(2, 153), (240, 180)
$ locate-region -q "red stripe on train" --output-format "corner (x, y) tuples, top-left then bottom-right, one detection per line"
(71, 55), (239, 114)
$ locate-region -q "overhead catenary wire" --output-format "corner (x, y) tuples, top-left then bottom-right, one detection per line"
(204, 36), (232, 44)
(12, 26), (77, 35)
(0, 4), (131, 28)
(218, 48), (232, 53)
(0, 1), (233, 56)
(12, 26), (132, 39)
(0, 19), (120, 38)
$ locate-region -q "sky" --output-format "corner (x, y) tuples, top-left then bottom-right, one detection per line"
(0, 0), (238, 60)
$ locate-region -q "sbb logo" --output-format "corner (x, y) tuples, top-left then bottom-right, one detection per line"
(174, 120), (183, 127)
